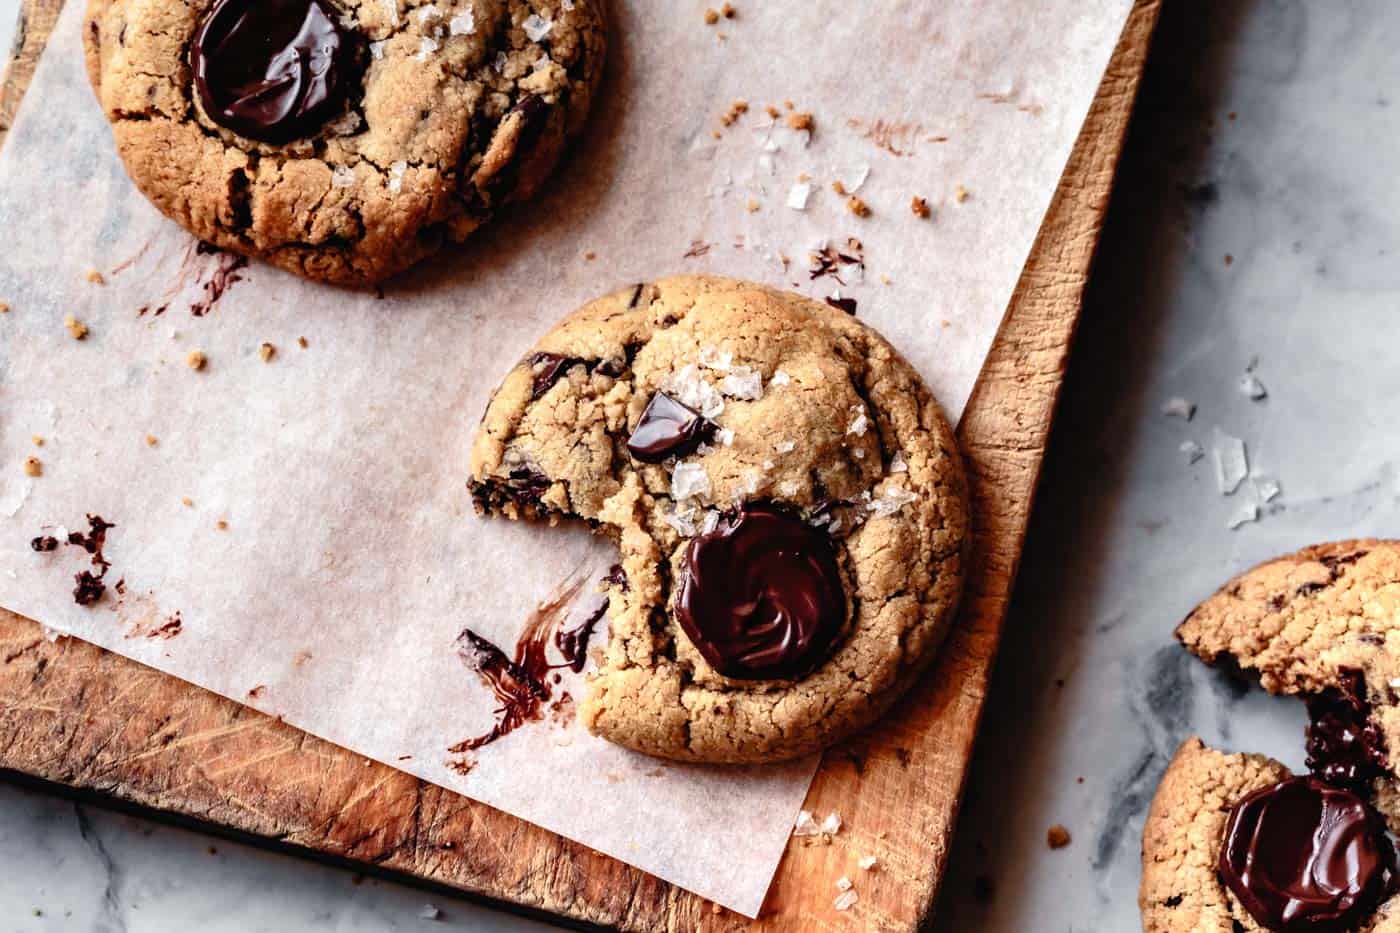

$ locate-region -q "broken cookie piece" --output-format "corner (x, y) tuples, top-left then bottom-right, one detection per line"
(468, 275), (970, 763)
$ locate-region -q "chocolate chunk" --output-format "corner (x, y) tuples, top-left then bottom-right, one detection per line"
(191, 0), (365, 144)
(30, 536), (58, 552)
(824, 295), (858, 315)
(626, 392), (717, 463)
(675, 503), (846, 680)
(1305, 669), (1389, 793)
(1219, 776), (1396, 932)
(73, 570), (106, 606)
(528, 352), (581, 400)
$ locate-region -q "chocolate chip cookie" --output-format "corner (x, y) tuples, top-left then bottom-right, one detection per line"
(83, 0), (606, 284)
(468, 275), (970, 763)
(1141, 738), (1400, 933)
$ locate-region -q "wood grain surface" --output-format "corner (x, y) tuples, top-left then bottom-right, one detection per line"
(0, 2), (1161, 929)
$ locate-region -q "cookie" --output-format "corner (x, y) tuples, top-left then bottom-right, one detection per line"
(1141, 738), (1400, 933)
(468, 275), (970, 763)
(83, 0), (606, 284)
(1176, 541), (1400, 802)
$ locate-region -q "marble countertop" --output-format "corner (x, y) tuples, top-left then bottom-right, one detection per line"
(6, 0), (1399, 929)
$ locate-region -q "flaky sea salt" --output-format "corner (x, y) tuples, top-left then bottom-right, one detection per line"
(834, 889), (858, 911)
(771, 369), (791, 387)
(889, 451), (908, 473)
(416, 36), (439, 60)
(819, 812), (842, 835)
(869, 486), (917, 517)
(699, 510), (720, 535)
(793, 810), (821, 837)
(787, 182), (812, 210)
(779, 480), (799, 497)
(715, 427), (734, 446)
(835, 162), (870, 193)
(387, 161), (408, 193)
(1254, 475), (1281, 502)
(858, 855), (878, 871)
(562, 0), (575, 8)
(493, 50), (509, 72)
(1212, 428), (1248, 494)
(369, 39), (386, 59)
(419, 903), (442, 920)
(1239, 373), (1267, 400)
(533, 53), (553, 72)
(332, 166), (356, 188)
(380, 0), (400, 25)
(720, 366), (763, 401)
(1161, 397), (1195, 420)
(663, 505), (697, 536)
(847, 406), (869, 436)
(757, 153), (775, 176)
(671, 463), (711, 501)
(698, 346), (733, 371)
(1227, 502), (1259, 530)
(40, 625), (62, 643)
(1180, 440), (1205, 464)
(416, 5), (441, 25)
(522, 13), (553, 40)
(775, 440), (795, 454)
(449, 10), (476, 34)
(663, 365), (726, 419)
(835, 876), (853, 892)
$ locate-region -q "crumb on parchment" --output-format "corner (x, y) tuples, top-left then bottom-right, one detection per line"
(23, 457), (42, 477)
(786, 111), (813, 132)
(186, 350), (207, 371)
(31, 435), (43, 446)
(954, 184), (970, 203)
(86, 269), (105, 285)
(1047, 824), (1071, 849)
(259, 342), (276, 362)
(216, 519), (229, 531)
(181, 496), (194, 507)
(297, 336), (309, 348)
(63, 314), (88, 340)
(704, 7), (718, 24)
(145, 435), (158, 447)
(719, 99), (749, 127)
(846, 196), (870, 217)
(0, 301), (10, 313)
(911, 196), (931, 218)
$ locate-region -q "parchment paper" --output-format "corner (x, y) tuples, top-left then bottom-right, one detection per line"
(0, 0), (1133, 915)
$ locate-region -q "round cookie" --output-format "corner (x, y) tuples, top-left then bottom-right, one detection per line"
(1177, 540), (1400, 804)
(83, 0), (606, 284)
(468, 275), (970, 763)
(1141, 738), (1400, 933)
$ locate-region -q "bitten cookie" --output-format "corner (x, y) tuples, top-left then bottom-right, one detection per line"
(83, 0), (605, 284)
(468, 275), (970, 763)
(1141, 739), (1400, 933)
(1177, 541), (1400, 804)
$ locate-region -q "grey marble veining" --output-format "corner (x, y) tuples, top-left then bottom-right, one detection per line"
(7, 0), (1400, 930)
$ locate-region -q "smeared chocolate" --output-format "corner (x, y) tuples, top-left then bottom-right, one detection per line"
(190, 249), (249, 317)
(1219, 776), (1396, 932)
(1306, 668), (1389, 794)
(73, 571), (106, 606)
(30, 536), (58, 552)
(808, 239), (864, 285)
(626, 392), (717, 463)
(192, 0), (365, 144)
(450, 570), (613, 752)
(676, 503), (846, 680)
(37, 515), (117, 607)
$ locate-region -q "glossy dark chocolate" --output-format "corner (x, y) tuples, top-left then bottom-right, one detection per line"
(626, 392), (717, 463)
(676, 503), (845, 680)
(192, 0), (363, 144)
(1305, 668), (1389, 793)
(1219, 776), (1396, 932)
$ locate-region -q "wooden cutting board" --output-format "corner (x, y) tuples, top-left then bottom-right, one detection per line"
(0, 1), (1160, 928)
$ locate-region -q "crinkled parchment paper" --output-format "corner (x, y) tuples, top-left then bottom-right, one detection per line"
(0, 0), (1132, 915)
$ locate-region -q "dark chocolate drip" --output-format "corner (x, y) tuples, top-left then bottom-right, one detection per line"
(675, 503), (846, 680)
(1305, 668), (1389, 794)
(192, 0), (365, 144)
(1219, 776), (1397, 932)
(626, 392), (717, 463)
(555, 601), (607, 674)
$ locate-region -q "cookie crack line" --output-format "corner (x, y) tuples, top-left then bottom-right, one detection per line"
(467, 275), (970, 763)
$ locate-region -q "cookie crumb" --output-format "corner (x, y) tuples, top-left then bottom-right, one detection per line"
(145, 435), (158, 447)
(710, 903), (723, 915)
(584, 250), (597, 261)
(846, 196), (871, 217)
(181, 496), (194, 507)
(746, 199), (760, 213)
(86, 269), (105, 285)
(31, 435), (43, 447)
(63, 314), (88, 340)
(765, 104), (780, 119)
(830, 181), (847, 197)
(23, 457), (42, 477)
(954, 184), (970, 203)
(216, 519), (229, 531)
(719, 99), (749, 127)
(297, 336), (309, 348)
(186, 350), (207, 371)
(721, 2), (735, 16)
(1046, 824), (1072, 849)
(1224, 253), (1235, 267)
(703, 7), (718, 24)
(0, 302), (9, 313)
(786, 111), (813, 132)
(259, 342), (276, 362)
(911, 196), (931, 218)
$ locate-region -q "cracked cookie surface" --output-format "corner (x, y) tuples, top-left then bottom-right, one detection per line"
(469, 275), (970, 763)
(1177, 540), (1400, 808)
(1141, 738), (1400, 933)
(84, 0), (606, 284)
